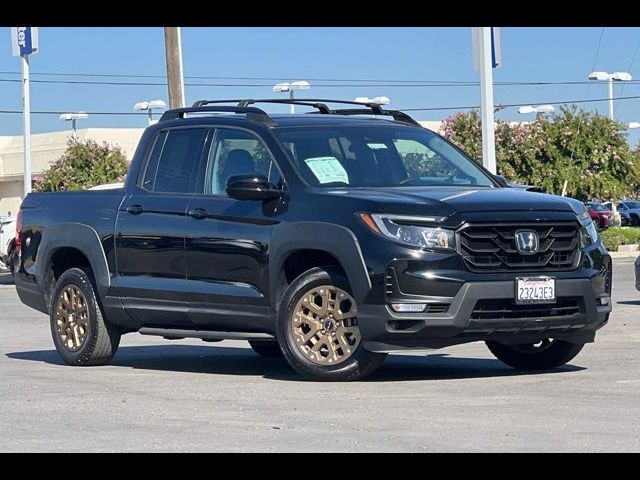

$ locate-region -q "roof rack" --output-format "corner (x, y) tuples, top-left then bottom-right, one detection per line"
(159, 98), (422, 127)
(158, 104), (275, 125)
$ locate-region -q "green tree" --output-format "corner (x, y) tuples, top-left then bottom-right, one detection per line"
(440, 106), (640, 201)
(35, 138), (128, 192)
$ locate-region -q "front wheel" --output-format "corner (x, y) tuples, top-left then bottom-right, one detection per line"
(277, 266), (386, 381)
(486, 339), (585, 370)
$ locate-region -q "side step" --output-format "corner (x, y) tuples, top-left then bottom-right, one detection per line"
(138, 327), (275, 342)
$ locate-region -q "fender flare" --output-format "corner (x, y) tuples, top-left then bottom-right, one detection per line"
(36, 223), (111, 299)
(269, 222), (371, 304)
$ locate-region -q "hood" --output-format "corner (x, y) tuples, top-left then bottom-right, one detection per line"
(325, 187), (585, 218)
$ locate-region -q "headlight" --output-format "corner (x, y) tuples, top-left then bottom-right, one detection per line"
(580, 220), (599, 247)
(358, 213), (455, 250)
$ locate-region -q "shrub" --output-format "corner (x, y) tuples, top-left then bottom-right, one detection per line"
(600, 229), (627, 252)
(35, 138), (128, 192)
(441, 106), (640, 201)
(600, 227), (640, 251)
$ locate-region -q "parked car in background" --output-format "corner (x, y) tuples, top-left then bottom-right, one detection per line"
(617, 200), (640, 226)
(0, 214), (17, 274)
(601, 201), (624, 227)
(585, 202), (612, 230)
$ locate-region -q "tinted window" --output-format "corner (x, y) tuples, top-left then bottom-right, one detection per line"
(141, 131), (167, 190)
(203, 129), (283, 196)
(143, 128), (207, 193)
(275, 126), (495, 188)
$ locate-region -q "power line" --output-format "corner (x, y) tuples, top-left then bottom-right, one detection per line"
(2, 77), (640, 89)
(0, 70), (615, 84)
(619, 31), (640, 100)
(1, 94), (640, 116)
(584, 27), (606, 101)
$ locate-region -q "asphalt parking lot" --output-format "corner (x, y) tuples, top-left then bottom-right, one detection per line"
(1, 258), (639, 452)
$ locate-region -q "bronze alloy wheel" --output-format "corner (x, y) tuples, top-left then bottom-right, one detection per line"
(54, 284), (90, 352)
(291, 285), (361, 366)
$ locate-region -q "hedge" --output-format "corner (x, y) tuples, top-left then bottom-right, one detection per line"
(600, 227), (640, 251)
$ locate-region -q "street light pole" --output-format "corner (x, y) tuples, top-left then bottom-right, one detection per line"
(608, 77), (614, 121)
(588, 71), (632, 121)
(21, 54), (31, 196)
(273, 81), (311, 113)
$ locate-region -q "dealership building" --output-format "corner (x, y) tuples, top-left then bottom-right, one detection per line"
(0, 121), (442, 216)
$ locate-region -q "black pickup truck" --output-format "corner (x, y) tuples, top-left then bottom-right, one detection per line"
(14, 99), (612, 381)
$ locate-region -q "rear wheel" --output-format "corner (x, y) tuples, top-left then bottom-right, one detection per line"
(50, 268), (121, 366)
(486, 339), (585, 370)
(249, 340), (283, 358)
(277, 266), (386, 381)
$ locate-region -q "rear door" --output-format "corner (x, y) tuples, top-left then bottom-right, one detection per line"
(184, 127), (286, 331)
(115, 127), (209, 325)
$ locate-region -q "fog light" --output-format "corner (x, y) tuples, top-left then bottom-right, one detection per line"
(598, 297), (610, 306)
(390, 303), (426, 313)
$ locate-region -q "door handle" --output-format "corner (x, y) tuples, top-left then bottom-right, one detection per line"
(126, 204), (144, 215)
(188, 208), (208, 220)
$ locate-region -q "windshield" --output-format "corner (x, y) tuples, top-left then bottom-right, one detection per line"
(589, 203), (610, 212)
(275, 126), (496, 188)
(624, 201), (640, 209)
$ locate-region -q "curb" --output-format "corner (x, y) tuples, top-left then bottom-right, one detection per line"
(609, 251), (638, 259)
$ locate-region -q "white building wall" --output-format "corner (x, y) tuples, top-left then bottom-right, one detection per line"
(0, 128), (143, 215)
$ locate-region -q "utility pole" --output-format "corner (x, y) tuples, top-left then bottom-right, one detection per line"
(164, 27), (185, 109)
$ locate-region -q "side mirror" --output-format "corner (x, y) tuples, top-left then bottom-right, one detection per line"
(226, 174), (282, 201)
(494, 174), (510, 188)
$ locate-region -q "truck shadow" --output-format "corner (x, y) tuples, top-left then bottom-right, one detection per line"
(6, 344), (585, 382)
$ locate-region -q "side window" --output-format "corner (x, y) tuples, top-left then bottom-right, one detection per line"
(140, 131), (167, 190)
(142, 128), (207, 193)
(204, 129), (283, 196)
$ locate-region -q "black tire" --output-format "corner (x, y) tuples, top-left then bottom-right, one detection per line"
(7, 244), (16, 276)
(249, 340), (284, 358)
(50, 268), (121, 366)
(486, 339), (585, 370)
(277, 266), (386, 381)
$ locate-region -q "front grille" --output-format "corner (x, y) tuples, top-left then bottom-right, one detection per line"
(458, 222), (580, 272)
(471, 297), (582, 321)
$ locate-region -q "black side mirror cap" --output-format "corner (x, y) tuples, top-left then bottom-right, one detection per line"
(494, 174), (510, 188)
(225, 174), (282, 201)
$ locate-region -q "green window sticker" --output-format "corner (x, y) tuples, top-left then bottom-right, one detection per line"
(304, 156), (349, 185)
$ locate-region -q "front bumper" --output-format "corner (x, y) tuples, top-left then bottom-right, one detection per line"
(359, 276), (611, 352)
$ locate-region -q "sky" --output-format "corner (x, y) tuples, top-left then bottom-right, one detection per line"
(1, 27), (640, 145)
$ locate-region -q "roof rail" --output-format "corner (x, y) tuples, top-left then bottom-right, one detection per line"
(158, 104), (275, 125)
(161, 98), (422, 127)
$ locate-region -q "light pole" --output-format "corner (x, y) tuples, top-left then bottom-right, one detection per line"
(134, 100), (167, 125)
(518, 104), (555, 120)
(272, 81), (311, 113)
(354, 96), (390, 105)
(588, 71), (632, 121)
(354, 97), (390, 118)
(58, 112), (88, 138)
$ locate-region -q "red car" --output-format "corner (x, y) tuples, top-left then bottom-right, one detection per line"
(586, 202), (612, 229)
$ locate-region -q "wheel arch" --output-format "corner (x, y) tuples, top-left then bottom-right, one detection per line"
(37, 223), (111, 308)
(269, 222), (371, 307)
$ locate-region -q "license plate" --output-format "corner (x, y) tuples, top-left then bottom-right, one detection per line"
(515, 277), (556, 304)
